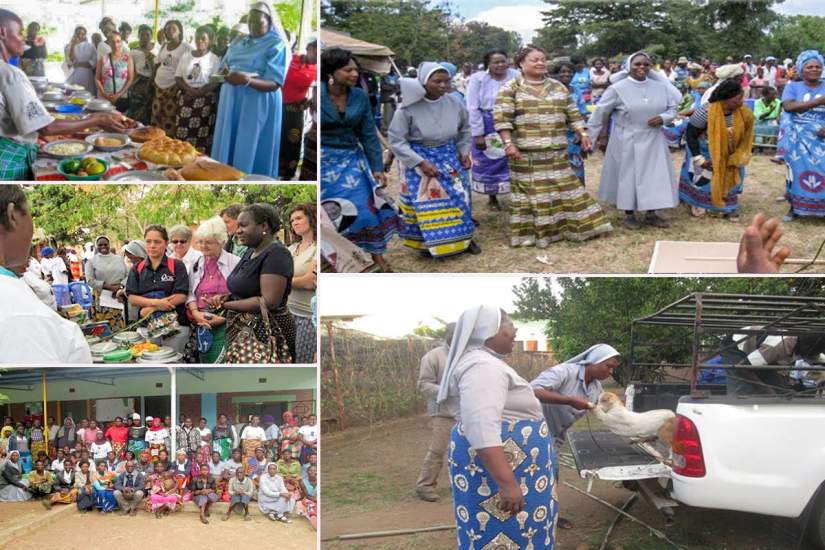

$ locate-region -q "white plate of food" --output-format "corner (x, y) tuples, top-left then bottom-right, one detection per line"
(86, 133), (131, 152)
(42, 139), (93, 159)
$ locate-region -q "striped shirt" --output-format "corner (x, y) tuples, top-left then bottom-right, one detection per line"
(493, 76), (585, 151)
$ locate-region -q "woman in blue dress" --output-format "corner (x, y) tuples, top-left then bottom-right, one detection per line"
(320, 48), (400, 272)
(553, 61), (589, 184)
(212, 2), (290, 179)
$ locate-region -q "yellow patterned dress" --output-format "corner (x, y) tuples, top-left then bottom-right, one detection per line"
(494, 76), (612, 248)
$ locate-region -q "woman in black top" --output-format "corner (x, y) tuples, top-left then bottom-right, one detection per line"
(125, 224), (191, 355)
(220, 203), (295, 363)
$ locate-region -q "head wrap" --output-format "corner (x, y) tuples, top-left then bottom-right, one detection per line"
(438, 61), (457, 78)
(150, 417), (164, 431)
(709, 79), (744, 103)
(765, 56), (777, 62)
(796, 50), (824, 76)
(262, 415), (274, 425)
(608, 51), (683, 103)
(123, 240), (147, 259)
(41, 246), (54, 257)
(132, 413), (140, 420)
(714, 63), (744, 81)
(399, 61), (450, 108)
(562, 344), (620, 366)
(678, 56), (689, 64)
(688, 62), (703, 71)
(94, 235), (111, 254)
(436, 304), (503, 404)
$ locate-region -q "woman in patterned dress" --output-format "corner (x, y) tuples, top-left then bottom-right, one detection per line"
(495, 46), (612, 247)
(174, 25), (221, 152)
(151, 20), (191, 136)
(95, 32), (134, 113)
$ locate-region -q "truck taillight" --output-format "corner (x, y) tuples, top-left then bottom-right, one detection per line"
(671, 415), (706, 478)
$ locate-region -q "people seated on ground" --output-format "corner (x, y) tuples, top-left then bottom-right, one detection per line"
(92, 459), (118, 513)
(216, 469), (232, 503)
(296, 464), (317, 529)
(276, 449), (301, 485)
(223, 468), (254, 521)
(75, 460), (95, 512)
(45, 459), (77, 508)
(191, 463), (218, 524)
(26, 459), (53, 500)
(209, 451), (225, 477)
(113, 459), (145, 516)
(0, 450), (30, 502)
(258, 462), (294, 523)
(224, 448), (245, 476)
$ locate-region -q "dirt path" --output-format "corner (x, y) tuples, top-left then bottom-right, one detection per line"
(1, 502), (317, 549)
(321, 415), (805, 550)
(378, 152), (825, 274)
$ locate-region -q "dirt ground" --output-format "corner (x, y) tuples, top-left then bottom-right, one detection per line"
(378, 151), (825, 274)
(321, 415), (809, 550)
(0, 501), (317, 549)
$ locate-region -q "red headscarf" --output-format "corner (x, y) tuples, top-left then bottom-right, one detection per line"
(282, 411), (296, 427)
(149, 418), (164, 432)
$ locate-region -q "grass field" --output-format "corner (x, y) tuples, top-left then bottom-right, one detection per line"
(377, 151), (825, 274)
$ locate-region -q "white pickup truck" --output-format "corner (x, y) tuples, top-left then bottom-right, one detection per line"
(567, 293), (825, 548)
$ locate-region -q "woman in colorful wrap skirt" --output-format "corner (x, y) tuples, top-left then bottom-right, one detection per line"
(389, 62), (480, 258)
(496, 46), (612, 246)
(321, 47), (399, 272)
(439, 305), (558, 549)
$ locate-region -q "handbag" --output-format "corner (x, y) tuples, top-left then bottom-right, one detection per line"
(223, 297), (292, 364)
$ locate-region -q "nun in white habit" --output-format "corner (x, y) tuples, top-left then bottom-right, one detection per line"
(438, 305), (558, 549)
(588, 52), (679, 230)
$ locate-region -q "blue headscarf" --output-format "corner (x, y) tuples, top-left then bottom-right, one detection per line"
(796, 50), (824, 76)
(438, 61), (457, 78)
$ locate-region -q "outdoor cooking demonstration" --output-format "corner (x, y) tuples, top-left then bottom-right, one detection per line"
(321, 275), (825, 550)
(0, 182), (317, 365)
(0, 0), (317, 181)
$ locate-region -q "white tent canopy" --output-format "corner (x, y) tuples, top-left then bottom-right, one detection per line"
(321, 28), (395, 75)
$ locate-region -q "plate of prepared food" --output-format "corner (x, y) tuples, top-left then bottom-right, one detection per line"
(128, 126), (165, 143)
(138, 136), (200, 168)
(86, 133), (131, 152)
(107, 170), (169, 181)
(52, 113), (88, 121)
(42, 139), (93, 158)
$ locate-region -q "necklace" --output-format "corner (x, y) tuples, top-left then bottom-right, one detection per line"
(523, 77), (546, 85)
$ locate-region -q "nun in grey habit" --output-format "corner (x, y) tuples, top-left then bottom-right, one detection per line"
(588, 52), (679, 229)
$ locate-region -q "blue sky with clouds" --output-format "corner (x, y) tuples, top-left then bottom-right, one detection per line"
(453, 0), (825, 43)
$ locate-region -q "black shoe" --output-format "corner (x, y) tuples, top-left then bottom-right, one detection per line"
(644, 212), (670, 228)
(623, 215), (641, 230)
(488, 197), (501, 211)
(467, 240), (482, 255)
(472, 217), (480, 227)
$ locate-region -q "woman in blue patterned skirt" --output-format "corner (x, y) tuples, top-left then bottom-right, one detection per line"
(438, 305), (557, 549)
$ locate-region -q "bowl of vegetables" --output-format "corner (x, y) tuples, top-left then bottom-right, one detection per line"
(58, 156), (109, 180)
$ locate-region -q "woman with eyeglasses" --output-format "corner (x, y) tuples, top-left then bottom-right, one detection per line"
(174, 25), (221, 153)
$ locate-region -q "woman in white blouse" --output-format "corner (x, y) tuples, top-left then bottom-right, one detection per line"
(151, 20), (192, 136)
(64, 26), (97, 93)
(186, 216), (241, 363)
(173, 25), (221, 152)
(439, 305), (558, 549)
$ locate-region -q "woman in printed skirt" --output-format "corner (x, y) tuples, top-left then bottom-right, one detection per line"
(219, 204), (295, 363)
(151, 20), (191, 136)
(495, 45), (612, 247)
(389, 62), (480, 258)
(174, 25), (221, 153)
(439, 305), (558, 549)
(466, 49), (519, 211)
(128, 25), (157, 125)
(320, 47), (399, 272)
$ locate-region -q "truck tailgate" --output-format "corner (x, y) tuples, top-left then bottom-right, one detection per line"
(567, 430), (672, 481)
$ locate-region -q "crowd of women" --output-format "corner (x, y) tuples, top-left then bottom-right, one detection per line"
(1, 185), (317, 364)
(2, 5), (317, 179)
(0, 411), (316, 526)
(320, 43), (825, 271)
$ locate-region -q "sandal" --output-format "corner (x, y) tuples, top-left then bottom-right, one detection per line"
(277, 514), (292, 524)
(689, 205), (706, 218)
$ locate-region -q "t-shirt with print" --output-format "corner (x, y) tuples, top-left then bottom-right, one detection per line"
(0, 61), (54, 144)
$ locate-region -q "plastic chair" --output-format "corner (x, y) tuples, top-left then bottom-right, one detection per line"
(69, 282), (94, 311)
(52, 284), (72, 307)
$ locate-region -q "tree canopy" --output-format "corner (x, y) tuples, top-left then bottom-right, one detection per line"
(321, 0), (520, 68)
(512, 277), (825, 384)
(322, 0), (825, 68)
(27, 184), (316, 248)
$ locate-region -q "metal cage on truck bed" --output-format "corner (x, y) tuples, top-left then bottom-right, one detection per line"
(628, 292), (825, 403)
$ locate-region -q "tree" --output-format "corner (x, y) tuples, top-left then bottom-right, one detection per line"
(766, 15), (825, 61)
(512, 277), (825, 384)
(448, 21), (521, 66)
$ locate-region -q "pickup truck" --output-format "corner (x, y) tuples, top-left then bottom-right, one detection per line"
(566, 293), (825, 548)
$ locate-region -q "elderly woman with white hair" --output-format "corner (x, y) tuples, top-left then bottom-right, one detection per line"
(169, 224), (203, 280)
(439, 304), (557, 549)
(186, 216), (241, 363)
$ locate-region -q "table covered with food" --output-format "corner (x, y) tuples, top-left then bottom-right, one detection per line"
(31, 78), (274, 181)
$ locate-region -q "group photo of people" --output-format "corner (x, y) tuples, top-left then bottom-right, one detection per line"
(319, 0), (825, 275)
(0, 183), (317, 365)
(1, 0), (317, 181)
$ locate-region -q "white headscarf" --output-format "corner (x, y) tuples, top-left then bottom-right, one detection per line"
(561, 343), (620, 366)
(399, 61), (450, 108)
(609, 51), (682, 103)
(436, 304), (502, 403)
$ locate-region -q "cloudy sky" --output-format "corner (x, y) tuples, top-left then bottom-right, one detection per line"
(457, 0), (825, 43)
(321, 275), (532, 337)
